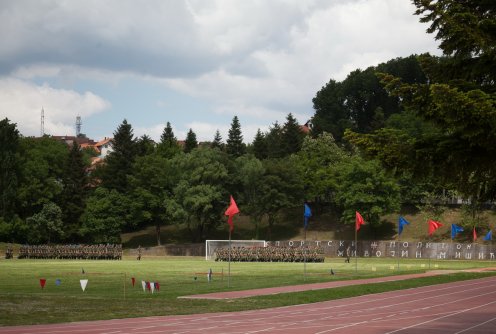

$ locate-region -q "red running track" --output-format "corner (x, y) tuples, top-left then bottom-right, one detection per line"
(1, 276), (496, 334)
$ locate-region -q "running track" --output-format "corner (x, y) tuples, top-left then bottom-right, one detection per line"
(1, 276), (496, 334)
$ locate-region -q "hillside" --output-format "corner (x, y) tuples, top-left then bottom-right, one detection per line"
(121, 207), (496, 248)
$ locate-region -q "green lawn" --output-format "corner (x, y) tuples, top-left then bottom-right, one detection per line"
(0, 256), (495, 326)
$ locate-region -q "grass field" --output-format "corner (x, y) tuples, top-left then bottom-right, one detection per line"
(1, 256), (496, 326)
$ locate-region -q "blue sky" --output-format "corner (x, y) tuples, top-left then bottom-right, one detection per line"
(0, 0), (440, 143)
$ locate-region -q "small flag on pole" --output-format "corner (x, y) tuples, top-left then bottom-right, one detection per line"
(484, 230), (492, 241)
(141, 280), (146, 292)
(304, 203), (312, 229)
(39, 278), (46, 289)
(451, 224), (464, 239)
(224, 195), (240, 233)
(150, 282), (155, 294)
(155, 282), (160, 291)
(131, 277), (135, 287)
(473, 227), (477, 241)
(398, 216), (410, 235)
(55, 279), (61, 286)
(356, 211), (365, 231)
(80, 279), (88, 292)
(428, 219), (443, 235)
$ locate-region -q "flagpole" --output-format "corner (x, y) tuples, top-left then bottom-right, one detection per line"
(397, 228), (400, 271)
(228, 230), (231, 288)
(304, 227), (307, 281)
(355, 225), (358, 273)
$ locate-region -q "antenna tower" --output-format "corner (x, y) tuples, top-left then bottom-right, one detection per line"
(41, 107), (45, 136)
(76, 115), (82, 136)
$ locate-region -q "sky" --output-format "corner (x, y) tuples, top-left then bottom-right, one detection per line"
(0, 0), (441, 143)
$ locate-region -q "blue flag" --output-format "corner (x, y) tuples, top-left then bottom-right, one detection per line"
(398, 216), (410, 235)
(304, 203), (312, 229)
(484, 230), (492, 241)
(451, 224), (464, 239)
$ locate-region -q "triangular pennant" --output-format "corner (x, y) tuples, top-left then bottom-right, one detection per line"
(146, 281), (151, 291)
(141, 280), (146, 292)
(39, 278), (46, 289)
(80, 279), (88, 292)
(55, 279), (61, 286)
(131, 277), (135, 287)
(150, 282), (155, 293)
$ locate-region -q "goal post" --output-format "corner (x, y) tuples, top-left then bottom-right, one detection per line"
(205, 240), (266, 260)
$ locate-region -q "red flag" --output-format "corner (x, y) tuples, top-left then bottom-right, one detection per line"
(428, 219), (443, 235)
(224, 195), (240, 232)
(473, 227), (477, 241)
(39, 278), (46, 289)
(356, 211), (365, 231)
(131, 277), (135, 287)
(155, 282), (160, 291)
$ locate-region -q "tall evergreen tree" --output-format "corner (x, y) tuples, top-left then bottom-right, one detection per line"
(60, 141), (87, 241)
(226, 116), (246, 157)
(136, 134), (155, 156)
(100, 119), (137, 193)
(157, 122), (181, 157)
(251, 129), (268, 160)
(0, 118), (20, 222)
(211, 129), (223, 150)
(282, 113), (305, 155)
(266, 121), (284, 159)
(184, 128), (198, 153)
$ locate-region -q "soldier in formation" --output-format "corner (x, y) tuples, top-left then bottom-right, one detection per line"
(17, 244), (122, 260)
(214, 245), (325, 262)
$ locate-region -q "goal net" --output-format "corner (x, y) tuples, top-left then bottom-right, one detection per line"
(205, 240), (266, 260)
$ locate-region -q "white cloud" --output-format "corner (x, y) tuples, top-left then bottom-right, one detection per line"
(0, 78), (110, 137)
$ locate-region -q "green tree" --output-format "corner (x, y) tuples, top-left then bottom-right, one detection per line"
(226, 116), (246, 157)
(26, 202), (64, 244)
(184, 128), (198, 153)
(281, 113), (305, 155)
(60, 141), (88, 241)
(266, 122), (284, 159)
(235, 154), (265, 238)
(17, 136), (67, 219)
(100, 119), (137, 193)
(211, 129), (223, 150)
(129, 153), (175, 245)
(157, 122), (181, 157)
(80, 188), (130, 243)
(166, 148), (228, 241)
(0, 118), (20, 222)
(333, 157), (401, 236)
(251, 129), (268, 160)
(136, 134), (155, 156)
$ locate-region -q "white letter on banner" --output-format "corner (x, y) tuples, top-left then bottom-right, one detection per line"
(439, 252), (446, 259)
(417, 242), (423, 248)
(465, 253), (472, 259)
(289, 241), (294, 246)
(403, 242), (409, 248)
(456, 244), (462, 250)
(416, 251), (422, 258)
(455, 252), (461, 259)
(300, 241), (305, 246)
(338, 250), (344, 257)
(276, 241), (280, 246)
(479, 253), (485, 260)
(491, 253), (495, 259)
(340, 241), (344, 247)
(364, 250), (370, 257)
(352, 250), (357, 256)
(376, 251), (382, 257)
(390, 242), (396, 247)
(426, 243), (432, 248)
(466, 244), (472, 249)
(328, 241), (333, 246)
(402, 250), (408, 258)
(441, 243), (446, 249)
(316, 241), (321, 246)
(390, 251), (395, 257)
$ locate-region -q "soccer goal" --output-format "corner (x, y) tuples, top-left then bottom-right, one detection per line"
(205, 240), (266, 260)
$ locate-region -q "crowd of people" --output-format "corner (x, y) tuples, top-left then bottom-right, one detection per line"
(17, 244), (122, 260)
(215, 246), (325, 262)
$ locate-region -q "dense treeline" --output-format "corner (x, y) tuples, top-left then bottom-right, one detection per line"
(1, 1), (494, 245)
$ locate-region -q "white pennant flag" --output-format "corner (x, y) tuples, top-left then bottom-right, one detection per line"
(150, 282), (155, 293)
(141, 280), (146, 292)
(80, 279), (88, 292)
